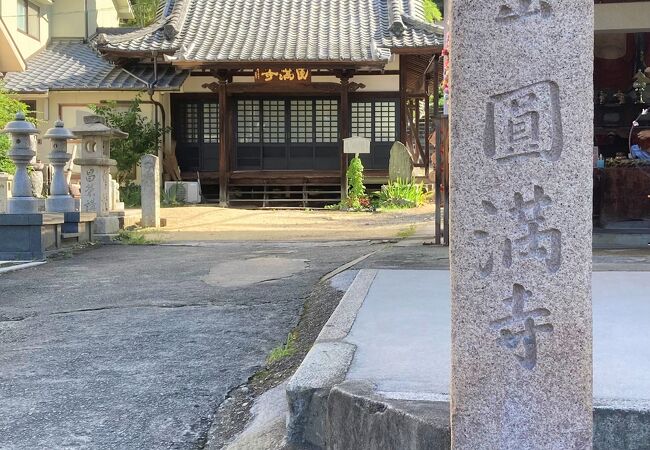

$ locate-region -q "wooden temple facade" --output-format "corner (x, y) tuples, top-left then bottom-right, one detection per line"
(165, 55), (443, 205)
(93, 0), (446, 206)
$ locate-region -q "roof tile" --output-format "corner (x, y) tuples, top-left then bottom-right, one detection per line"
(97, 0), (443, 64)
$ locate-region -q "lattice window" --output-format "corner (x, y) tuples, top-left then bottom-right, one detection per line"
(374, 101), (397, 142)
(203, 103), (219, 144)
(184, 103), (199, 144)
(263, 100), (286, 143)
(351, 102), (373, 139)
(237, 100), (261, 143)
(315, 100), (339, 143)
(290, 100), (313, 143)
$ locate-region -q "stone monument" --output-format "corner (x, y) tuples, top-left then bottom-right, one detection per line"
(388, 141), (413, 183)
(2, 112), (40, 214)
(45, 120), (76, 213)
(72, 116), (128, 238)
(0, 173), (11, 213)
(449, 0), (593, 448)
(140, 154), (160, 228)
(111, 177), (124, 212)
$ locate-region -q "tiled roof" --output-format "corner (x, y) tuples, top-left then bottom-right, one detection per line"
(1, 40), (189, 93)
(96, 0), (443, 65)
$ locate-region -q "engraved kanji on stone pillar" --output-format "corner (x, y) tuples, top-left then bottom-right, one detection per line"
(450, 0), (593, 448)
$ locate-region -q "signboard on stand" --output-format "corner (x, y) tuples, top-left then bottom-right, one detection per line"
(343, 136), (371, 155)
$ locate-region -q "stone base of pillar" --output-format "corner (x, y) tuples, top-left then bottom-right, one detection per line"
(93, 215), (120, 236)
(0, 213), (64, 260)
(8, 197), (40, 214)
(46, 196), (76, 213)
(62, 212), (96, 245)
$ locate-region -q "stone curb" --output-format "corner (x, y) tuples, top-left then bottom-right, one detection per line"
(324, 385), (650, 450)
(286, 269), (377, 448)
(327, 381), (450, 450)
(286, 267), (650, 449)
(0, 261), (46, 274)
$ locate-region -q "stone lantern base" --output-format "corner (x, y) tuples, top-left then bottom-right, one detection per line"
(0, 213), (64, 260)
(46, 195), (76, 213)
(8, 197), (40, 215)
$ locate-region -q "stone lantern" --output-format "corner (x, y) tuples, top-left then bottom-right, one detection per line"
(44, 120), (76, 213)
(0, 111), (40, 214)
(72, 115), (128, 237)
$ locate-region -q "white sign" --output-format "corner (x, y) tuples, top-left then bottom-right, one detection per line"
(343, 136), (371, 154)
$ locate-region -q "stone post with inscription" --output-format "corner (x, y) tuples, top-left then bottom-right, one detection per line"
(449, 0), (593, 449)
(72, 116), (128, 238)
(140, 154), (160, 228)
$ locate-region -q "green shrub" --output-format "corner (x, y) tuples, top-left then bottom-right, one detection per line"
(90, 98), (167, 183)
(0, 87), (31, 174)
(119, 183), (141, 208)
(161, 182), (185, 207)
(346, 155), (369, 210)
(378, 179), (430, 209)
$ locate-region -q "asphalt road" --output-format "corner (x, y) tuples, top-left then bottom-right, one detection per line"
(0, 241), (375, 449)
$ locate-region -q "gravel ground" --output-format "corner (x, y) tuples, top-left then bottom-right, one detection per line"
(141, 204), (436, 242)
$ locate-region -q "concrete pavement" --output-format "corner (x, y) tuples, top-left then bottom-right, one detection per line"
(288, 265), (650, 449)
(346, 270), (650, 408)
(0, 241), (374, 449)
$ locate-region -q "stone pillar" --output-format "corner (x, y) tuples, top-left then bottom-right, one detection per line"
(72, 116), (128, 237)
(0, 173), (12, 213)
(1, 112), (40, 214)
(111, 178), (124, 212)
(449, 1), (593, 448)
(140, 154), (160, 228)
(45, 120), (76, 213)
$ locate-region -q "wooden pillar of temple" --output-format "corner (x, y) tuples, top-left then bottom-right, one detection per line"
(338, 70), (353, 202)
(215, 71), (230, 206)
(399, 57), (408, 147)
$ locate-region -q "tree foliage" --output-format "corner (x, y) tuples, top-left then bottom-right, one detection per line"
(126, 0), (159, 27)
(0, 87), (30, 174)
(423, 0), (443, 23)
(90, 98), (164, 183)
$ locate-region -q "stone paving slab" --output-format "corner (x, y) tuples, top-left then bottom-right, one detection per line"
(346, 270), (650, 408)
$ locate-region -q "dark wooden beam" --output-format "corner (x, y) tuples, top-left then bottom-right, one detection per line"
(399, 57), (408, 146)
(337, 70), (354, 202)
(213, 71), (230, 206)
(202, 82), (364, 94)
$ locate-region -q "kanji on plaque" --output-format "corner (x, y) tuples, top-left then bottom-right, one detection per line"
(484, 81), (563, 163)
(254, 68), (311, 83)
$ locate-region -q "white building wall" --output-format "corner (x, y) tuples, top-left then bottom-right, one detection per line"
(595, 2), (650, 33)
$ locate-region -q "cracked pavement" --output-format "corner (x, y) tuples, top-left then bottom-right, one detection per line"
(0, 241), (376, 449)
